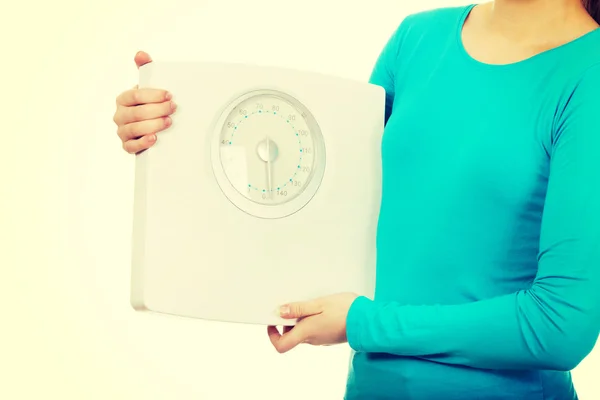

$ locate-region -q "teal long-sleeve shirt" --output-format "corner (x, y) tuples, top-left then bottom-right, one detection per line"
(344, 5), (600, 400)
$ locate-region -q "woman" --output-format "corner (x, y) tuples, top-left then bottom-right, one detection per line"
(113, 1), (600, 399)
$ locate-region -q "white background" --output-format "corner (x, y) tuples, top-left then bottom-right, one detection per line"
(1, 0), (598, 399)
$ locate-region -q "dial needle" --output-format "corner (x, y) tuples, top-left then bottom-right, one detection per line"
(266, 136), (273, 198)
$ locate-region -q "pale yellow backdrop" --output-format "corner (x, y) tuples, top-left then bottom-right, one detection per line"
(1, 0), (597, 399)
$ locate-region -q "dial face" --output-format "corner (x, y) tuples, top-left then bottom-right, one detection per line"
(212, 89), (325, 219)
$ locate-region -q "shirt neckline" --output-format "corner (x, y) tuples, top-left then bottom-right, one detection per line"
(455, 3), (600, 69)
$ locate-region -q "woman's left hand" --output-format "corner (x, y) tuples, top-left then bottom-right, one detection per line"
(267, 292), (359, 353)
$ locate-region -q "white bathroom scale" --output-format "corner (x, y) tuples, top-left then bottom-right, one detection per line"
(131, 61), (384, 326)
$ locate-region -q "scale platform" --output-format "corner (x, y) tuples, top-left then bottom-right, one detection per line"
(131, 61), (384, 326)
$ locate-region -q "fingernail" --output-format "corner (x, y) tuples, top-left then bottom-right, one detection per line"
(149, 134), (156, 142)
(170, 101), (177, 111)
(165, 116), (172, 126)
(165, 92), (172, 100)
(279, 305), (290, 317)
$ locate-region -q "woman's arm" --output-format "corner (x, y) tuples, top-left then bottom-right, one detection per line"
(368, 17), (411, 124)
(346, 64), (600, 372)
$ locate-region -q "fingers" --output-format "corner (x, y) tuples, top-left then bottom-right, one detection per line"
(134, 51), (152, 69)
(267, 326), (281, 351)
(279, 300), (323, 319)
(267, 325), (308, 354)
(122, 134), (157, 154)
(113, 50), (165, 155)
(117, 116), (172, 141)
(114, 100), (177, 127)
(267, 325), (293, 340)
(116, 87), (171, 107)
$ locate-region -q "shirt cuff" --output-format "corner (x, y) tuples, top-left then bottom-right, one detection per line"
(346, 295), (374, 352)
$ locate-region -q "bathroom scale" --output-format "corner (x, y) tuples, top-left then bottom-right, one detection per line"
(131, 60), (384, 326)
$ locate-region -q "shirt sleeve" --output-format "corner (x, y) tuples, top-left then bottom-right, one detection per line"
(346, 64), (600, 371)
(368, 18), (409, 124)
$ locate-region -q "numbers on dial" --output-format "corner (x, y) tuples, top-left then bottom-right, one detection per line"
(218, 93), (318, 206)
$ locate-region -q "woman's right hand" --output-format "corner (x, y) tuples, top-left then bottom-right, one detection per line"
(113, 51), (178, 154)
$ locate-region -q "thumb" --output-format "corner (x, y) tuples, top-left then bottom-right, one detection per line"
(279, 300), (323, 319)
(134, 51), (152, 69)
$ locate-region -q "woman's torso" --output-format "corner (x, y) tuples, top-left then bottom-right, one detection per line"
(345, 5), (600, 399)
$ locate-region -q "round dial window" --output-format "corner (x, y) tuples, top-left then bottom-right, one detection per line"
(211, 89), (326, 219)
